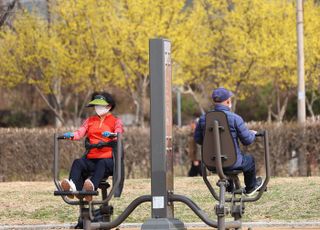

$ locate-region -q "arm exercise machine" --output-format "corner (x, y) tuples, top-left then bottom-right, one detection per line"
(202, 111), (270, 229)
(52, 38), (270, 230)
(54, 132), (152, 230)
(170, 111), (270, 230)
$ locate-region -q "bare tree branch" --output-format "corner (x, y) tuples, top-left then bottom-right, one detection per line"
(33, 84), (65, 124)
(0, 0), (17, 28)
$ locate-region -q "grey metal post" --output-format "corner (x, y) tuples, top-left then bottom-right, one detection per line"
(141, 39), (185, 230)
(296, 0), (307, 177)
(296, 0), (306, 124)
(176, 87), (182, 127)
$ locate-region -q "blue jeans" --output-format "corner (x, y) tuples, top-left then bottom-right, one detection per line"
(69, 158), (114, 190)
(234, 154), (256, 190)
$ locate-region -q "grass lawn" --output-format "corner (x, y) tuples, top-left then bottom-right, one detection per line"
(0, 177), (319, 225)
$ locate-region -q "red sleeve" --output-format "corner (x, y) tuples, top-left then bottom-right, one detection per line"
(114, 118), (124, 133)
(72, 118), (89, 140)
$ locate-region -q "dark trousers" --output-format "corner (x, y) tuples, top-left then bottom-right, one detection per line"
(188, 161), (202, 177)
(69, 158), (114, 190)
(235, 154), (256, 190)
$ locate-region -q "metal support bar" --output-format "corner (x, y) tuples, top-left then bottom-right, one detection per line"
(176, 87), (182, 127)
(202, 130), (271, 203)
(216, 181), (227, 230)
(53, 134), (79, 205)
(141, 38), (185, 230)
(81, 208), (91, 230)
(90, 195), (152, 230)
(92, 133), (122, 205)
(213, 120), (227, 180)
(201, 163), (219, 201)
(53, 133), (60, 189)
(242, 130), (270, 202)
(169, 194), (241, 229)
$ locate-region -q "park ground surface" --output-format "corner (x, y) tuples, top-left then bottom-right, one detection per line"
(120, 227), (319, 230)
(0, 176), (319, 229)
(42, 227), (320, 230)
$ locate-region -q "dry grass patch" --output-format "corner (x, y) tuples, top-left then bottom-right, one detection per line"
(0, 177), (319, 225)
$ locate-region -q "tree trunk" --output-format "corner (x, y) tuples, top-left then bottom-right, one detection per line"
(73, 93), (80, 126)
(33, 83), (65, 128)
(267, 104), (272, 123)
(183, 85), (205, 115)
(0, 0), (16, 28)
(306, 151), (319, 176)
(133, 94), (140, 125)
(232, 97), (237, 113)
(55, 110), (63, 127)
(278, 96), (288, 122)
(276, 86), (281, 122)
(117, 57), (147, 126)
(134, 73), (148, 127)
(137, 91), (145, 127)
(73, 91), (92, 126)
(306, 91), (317, 122)
(53, 78), (63, 127)
(128, 84), (143, 127)
(271, 87), (288, 123)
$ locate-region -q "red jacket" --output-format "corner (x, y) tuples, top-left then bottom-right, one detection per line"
(73, 114), (123, 159)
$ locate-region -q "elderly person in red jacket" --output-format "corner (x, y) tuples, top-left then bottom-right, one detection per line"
(60, 92), (123, 202)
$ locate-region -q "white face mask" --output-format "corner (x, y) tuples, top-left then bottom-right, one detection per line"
(94, 105), (110, 116)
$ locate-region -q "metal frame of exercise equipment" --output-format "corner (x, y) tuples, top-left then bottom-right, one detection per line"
(53, 38), (270, 230)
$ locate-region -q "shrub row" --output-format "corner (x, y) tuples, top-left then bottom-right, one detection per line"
(0, 123), (319, 181)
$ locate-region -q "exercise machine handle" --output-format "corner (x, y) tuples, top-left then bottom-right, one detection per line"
(244, 129), (270, 202)
(255, 131), (265, 137)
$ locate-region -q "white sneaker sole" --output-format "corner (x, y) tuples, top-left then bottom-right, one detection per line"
(60, 179), (74, 199)
(245, 178), (264, 197)
(83, 179), (94, 202)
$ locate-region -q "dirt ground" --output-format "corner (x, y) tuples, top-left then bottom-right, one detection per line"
(1, 178), (320, 229)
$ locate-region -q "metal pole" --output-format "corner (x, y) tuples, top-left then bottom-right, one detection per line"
(53, 134), (60, 187)
(141, 38), (185, 230)
(176, 87), (182, 127)
(296, 0), (306, 124)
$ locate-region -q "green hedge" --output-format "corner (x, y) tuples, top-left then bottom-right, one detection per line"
(0, 123), (319, 181)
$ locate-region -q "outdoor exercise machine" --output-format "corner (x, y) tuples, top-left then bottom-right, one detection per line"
(53, 38), (270, 230)
(53, 132), (125, 229)
(199, 111), (270, 229)
(141, 39), (270, 230)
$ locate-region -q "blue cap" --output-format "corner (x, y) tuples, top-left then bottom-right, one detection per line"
(212, 87), (233, 102)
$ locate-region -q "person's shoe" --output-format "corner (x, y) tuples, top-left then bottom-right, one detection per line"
(83, 179), (95, 202)
(60, 179), (76, 199)
(245, 177), (263, 196)
(226, 179), (235, 193)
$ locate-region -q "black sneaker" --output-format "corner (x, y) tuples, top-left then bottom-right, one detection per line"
(245, 177), (263, 196)
(226, 179), (235, 193)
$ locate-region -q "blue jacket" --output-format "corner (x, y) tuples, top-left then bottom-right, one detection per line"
(194, 104), (255, 168)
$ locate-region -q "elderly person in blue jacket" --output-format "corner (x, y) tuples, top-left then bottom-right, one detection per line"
(194, 87), (262, 196)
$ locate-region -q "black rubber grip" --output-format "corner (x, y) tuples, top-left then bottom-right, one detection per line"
(255, 131), (265, 137)
(54, 191), (98, 196)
